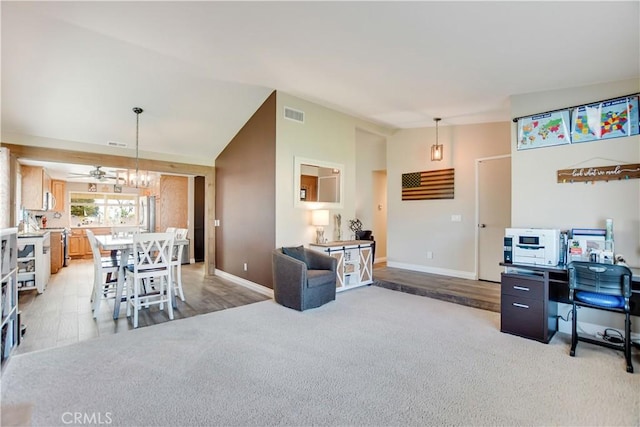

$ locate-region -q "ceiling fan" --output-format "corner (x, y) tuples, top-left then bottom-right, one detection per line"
(67, 165), (120, 182)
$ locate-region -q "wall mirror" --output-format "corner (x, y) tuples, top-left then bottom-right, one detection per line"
(294, 156), (344, 208)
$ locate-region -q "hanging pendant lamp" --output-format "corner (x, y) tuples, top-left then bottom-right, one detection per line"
(431, 117), (443, 161)
(132, 107), (143, 188)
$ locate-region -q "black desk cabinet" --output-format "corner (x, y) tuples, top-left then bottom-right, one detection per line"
(501, 271), (558, 343)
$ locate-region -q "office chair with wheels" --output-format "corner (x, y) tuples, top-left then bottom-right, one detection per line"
(567, 261), (634, 373)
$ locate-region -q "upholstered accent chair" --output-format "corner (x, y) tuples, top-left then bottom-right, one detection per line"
(272, 246), (337, 311)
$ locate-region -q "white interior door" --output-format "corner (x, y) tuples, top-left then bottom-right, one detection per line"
(477, 156), (511, 282)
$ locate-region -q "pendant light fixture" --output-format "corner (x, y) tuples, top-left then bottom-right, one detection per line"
(431, 117), (443, 161)
(133, 107), (143, 188)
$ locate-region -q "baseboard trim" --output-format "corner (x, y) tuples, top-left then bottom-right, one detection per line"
(214, 269), (274, 298)
(386, 261), (476, 280)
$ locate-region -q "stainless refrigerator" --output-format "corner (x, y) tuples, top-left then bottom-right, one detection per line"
(139, 195), (156, 232)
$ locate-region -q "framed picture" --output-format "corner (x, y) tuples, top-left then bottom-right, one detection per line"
(517, 110), (570, 150)
(113, 184), (122, 193)
(88, 182), (97, 192)
(300, 189), (307, 200)
(571, 96), (640, 143)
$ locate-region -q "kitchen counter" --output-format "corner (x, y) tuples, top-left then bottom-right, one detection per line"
(17, 231), (50, 238)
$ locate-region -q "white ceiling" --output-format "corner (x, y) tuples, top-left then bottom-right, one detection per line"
(2, 1), (639, 168)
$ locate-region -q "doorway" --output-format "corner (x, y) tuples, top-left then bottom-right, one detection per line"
(194, 176), (205, 262)
(476, 155), (511, 282)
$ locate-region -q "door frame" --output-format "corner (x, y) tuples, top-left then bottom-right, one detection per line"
(474, 154), (511, 280)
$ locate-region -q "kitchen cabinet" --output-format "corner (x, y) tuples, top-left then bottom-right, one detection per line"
(51, 180), (66, 212)
(21, 165), (52, 211)
(49, 231), (64, 274)
(69, 228), (111, 259)
(1, 228), (19, 368)
(68, 229), (86, 258)
(20, 165), (51, 211)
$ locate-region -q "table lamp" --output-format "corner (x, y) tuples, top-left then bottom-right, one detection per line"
(311, 209), (330, 244)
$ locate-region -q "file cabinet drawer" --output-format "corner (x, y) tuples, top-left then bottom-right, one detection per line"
(501, 273), (545, 300)
(500, 294), (544, 341)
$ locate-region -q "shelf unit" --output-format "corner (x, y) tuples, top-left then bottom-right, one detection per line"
(309, 240), (373, 291)
(17, 233), (50, 294)
(1, 228), (19, 369)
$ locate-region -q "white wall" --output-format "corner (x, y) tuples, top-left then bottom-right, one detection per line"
(511, 79), (640, 336)
(355, 128), (386, 233)
(386, 122), (510, 277)
(511, 78), (640, 267)
(0, 148), (9, 228)
(274, 92), (392, 247)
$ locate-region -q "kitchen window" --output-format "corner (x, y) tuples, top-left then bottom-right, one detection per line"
(69, 192), (138, 227)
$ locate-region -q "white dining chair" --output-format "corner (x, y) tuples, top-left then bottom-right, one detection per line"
(86, 229), (120, 318)
(170, 228), (188, 301)
(125, 232), (174, 328)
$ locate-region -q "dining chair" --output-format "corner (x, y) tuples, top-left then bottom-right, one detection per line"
(125, 232), (175, 328)
(110, 226), (140, 259)
(170, 228), (188, 301)
(85, 229), (120, 318)
(567, 261), (634, 373)
(111, 226), (140, 238)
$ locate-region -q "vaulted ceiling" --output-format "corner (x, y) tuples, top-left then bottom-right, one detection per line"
(2, 1), (639, 165)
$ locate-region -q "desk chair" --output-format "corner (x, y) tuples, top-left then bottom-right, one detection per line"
(567, 261), (634, 373)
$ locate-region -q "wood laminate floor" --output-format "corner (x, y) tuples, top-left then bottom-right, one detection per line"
(15, 259), (270, 355)
(372, 263), (501, 313)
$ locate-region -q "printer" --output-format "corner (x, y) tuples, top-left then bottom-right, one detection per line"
(504, 228), (561, 266)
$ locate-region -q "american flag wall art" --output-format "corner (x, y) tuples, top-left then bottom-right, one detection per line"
(401, 169), (455, 200)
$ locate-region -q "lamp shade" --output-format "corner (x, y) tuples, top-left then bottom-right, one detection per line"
(311, 209), (330, 226)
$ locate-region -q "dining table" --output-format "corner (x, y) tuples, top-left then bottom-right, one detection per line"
(94, 234), (188, 319)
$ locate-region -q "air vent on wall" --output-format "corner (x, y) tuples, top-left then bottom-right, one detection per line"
(284, 106), (305, 123)
(107, 141), (128, 148)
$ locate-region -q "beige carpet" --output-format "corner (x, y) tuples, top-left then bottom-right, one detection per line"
(1, 286), (639, 426)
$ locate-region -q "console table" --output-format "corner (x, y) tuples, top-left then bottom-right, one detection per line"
(309, 240), (373, 292)
(500, 262), (640, 343)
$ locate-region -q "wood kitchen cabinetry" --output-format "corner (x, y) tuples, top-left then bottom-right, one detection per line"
(51, 180), (66, 212)
(69, 228), (110, 259)
(49, 231), (64, 274)
(21, 165), (51, 211)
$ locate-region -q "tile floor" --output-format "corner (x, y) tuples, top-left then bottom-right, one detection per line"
(15, 259), (270, 355)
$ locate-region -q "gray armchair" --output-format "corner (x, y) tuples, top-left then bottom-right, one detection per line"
(272, 247), (337, 311)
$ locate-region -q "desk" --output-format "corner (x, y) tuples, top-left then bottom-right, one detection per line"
(95, 235), (188, 319)
(500, 262), (640, 343)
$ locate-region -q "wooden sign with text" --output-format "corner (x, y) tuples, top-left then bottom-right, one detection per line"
(557, 163), (640, 183)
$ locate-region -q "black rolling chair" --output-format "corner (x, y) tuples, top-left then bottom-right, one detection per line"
(567, 261), (634, 373)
